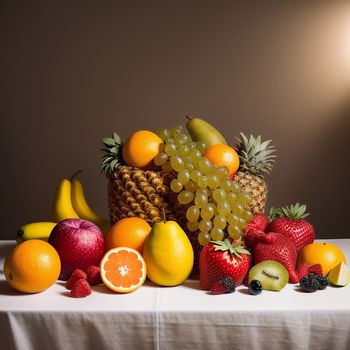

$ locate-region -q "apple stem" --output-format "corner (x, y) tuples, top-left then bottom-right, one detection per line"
(186, 115), (192, 121)
(70, 169), (83, 180)
(162, 208), (167, 223)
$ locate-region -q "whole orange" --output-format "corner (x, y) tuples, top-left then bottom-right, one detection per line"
(4, 239), (61, 293)
(122, 130), (163, 169)
(204, 144), (240, 176)
(105, 217), (152, 253)
(297, 242), (347, 276)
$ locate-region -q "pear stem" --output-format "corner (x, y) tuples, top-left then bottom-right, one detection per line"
(162, 207), (167, 223)
(186, 115), (192, 121)
(70, 169), (83, 180)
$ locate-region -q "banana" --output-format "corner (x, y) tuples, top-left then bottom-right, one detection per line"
(17, 222), (57, 244)
(71, 177), (110, 235)
(52, 177), (80, 222)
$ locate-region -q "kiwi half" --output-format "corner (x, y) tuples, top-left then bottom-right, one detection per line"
(248, 260), (289, 291)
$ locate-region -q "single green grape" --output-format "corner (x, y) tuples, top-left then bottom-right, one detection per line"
(231, 182), (240, 192)
(196, 140), (207, 154)
(213, 215), (226, 229)
(186, 205), (200, 222)
(228, 224), (242, 240)
(212, 188), (226, 202)
(170, 125), (183, 137)
(231, 202), (244, 216)
(198, 231), (211, 246)
(197, 176), (208, 189)
(201, 204), (215, 220)
(157, 128), (170, 141)
(207, 174), (220, 189)
(210, 227), (224, 241)
(177, 190), (194, 205)
(170, 156), (184, 171)
(243, 209), (253, 222)
(237, 217), (246, 229)
(165, 143), (177, 156)
(161, 161), (173, 173)
(198, 157), (212, 173)
(187, 220), (199, 232)
(226, 192), (238, 205)
(174, 134), (189, 146)
(237, 192), (252, 205)
(194, 192), (208, 208)
(178, 169), (191, 184)
(154, 152), (168, 166)
(215, 166), (229, 179)
(170, 179), (183, 193)
(217, 200), (230, 217)
(199, 219), (212, 232)
(220, 179), (232, 192)
(189, 149), (201, 162)
(186, 163), (195, 171)
(178, 144), (190, 157)
(188, 142), (196, 151)
(190, 170), (202, 182)
(227, 212), (240, 226)
(184, 180), (198, 192)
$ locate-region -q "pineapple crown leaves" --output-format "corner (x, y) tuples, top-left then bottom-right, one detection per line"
(236, 132), (277, 177)
(269, 202), (310, 221)
(211, 238), (251, 259)
(101, 132), (125, 176)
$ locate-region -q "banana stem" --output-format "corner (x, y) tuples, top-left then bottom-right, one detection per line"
(70, 169), (83, 181)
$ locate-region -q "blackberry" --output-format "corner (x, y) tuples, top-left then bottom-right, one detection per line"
(220, 276), (236, 293)
(210, 276), (236, 295)
(299, 276), (319, 292)
(316, 276), (328, 290)
(249, 279), (262, 295)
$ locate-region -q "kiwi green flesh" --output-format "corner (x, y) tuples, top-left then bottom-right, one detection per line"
(249, 260), (289, 291)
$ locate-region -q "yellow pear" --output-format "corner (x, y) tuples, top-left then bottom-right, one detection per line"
(143, 220), (194, 286)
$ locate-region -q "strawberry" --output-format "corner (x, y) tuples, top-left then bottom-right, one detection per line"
(267, 203), (315, 253)
(70, 279), (92, 298)
(245, 212), (269, 232)
(66, 269), (87, 290)
(210, 277), (236, 295)
(199, 239), (251, 290)
(244, 229), (309, 283)
(86, 266), (102, 286)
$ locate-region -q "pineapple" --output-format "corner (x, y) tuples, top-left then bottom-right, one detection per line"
(234, 132), (276, 214)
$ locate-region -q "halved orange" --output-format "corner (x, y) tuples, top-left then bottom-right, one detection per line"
(100, 247), (147, 293)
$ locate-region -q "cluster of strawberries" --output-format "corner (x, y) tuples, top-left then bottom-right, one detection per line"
(200, 203), (316, 293)
(66, 266), (102, 297)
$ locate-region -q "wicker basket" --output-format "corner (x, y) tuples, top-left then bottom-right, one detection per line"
(107, 165), (202, 274)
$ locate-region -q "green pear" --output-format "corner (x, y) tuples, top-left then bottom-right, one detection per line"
(328, 262), (350, 287)
(186, 116), (227, 147)
(142, 220), (194, 286)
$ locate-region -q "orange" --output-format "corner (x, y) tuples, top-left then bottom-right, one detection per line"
(100, 247), (147, 293)
(105, 217), (152, 253)
(204, 144), (240, 176)
(4, 239), (61, 293)
(122, 130), (163, 169)
(297, 242), (347, 276)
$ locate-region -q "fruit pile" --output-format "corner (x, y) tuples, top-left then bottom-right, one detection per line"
(3, 116), (350, 298)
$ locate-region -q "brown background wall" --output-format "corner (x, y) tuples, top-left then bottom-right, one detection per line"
(1, 1), (350, 240)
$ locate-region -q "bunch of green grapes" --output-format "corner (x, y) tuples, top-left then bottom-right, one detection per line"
(155, 125), (253, 246)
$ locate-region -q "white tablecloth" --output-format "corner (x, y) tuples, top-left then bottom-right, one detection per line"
(1, 239), (350, 350)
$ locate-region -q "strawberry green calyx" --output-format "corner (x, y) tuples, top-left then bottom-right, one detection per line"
(212, 239), (251, 259)
(269, 202), (310, 221)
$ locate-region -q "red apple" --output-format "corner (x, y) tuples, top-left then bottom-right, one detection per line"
(48, 218), (105, 280)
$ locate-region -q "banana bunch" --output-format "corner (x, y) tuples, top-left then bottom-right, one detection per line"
(17, 171), (110, 244)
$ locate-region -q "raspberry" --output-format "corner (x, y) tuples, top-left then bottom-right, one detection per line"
(66, 269), (87, 290)
(308, 264), (323, 276)
(70, 279), (92, 298)
(86, 266), (102, 286)
(210, 277), (236, 295)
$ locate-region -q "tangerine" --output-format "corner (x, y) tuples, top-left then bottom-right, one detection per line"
(105, 217), (151, 253)
(204, 144), (240, 176)
(100, 247), (146, 293)
(122, 130), (163, 169)
(4, 239), (61, 293)
(297, 242), (347, 276)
